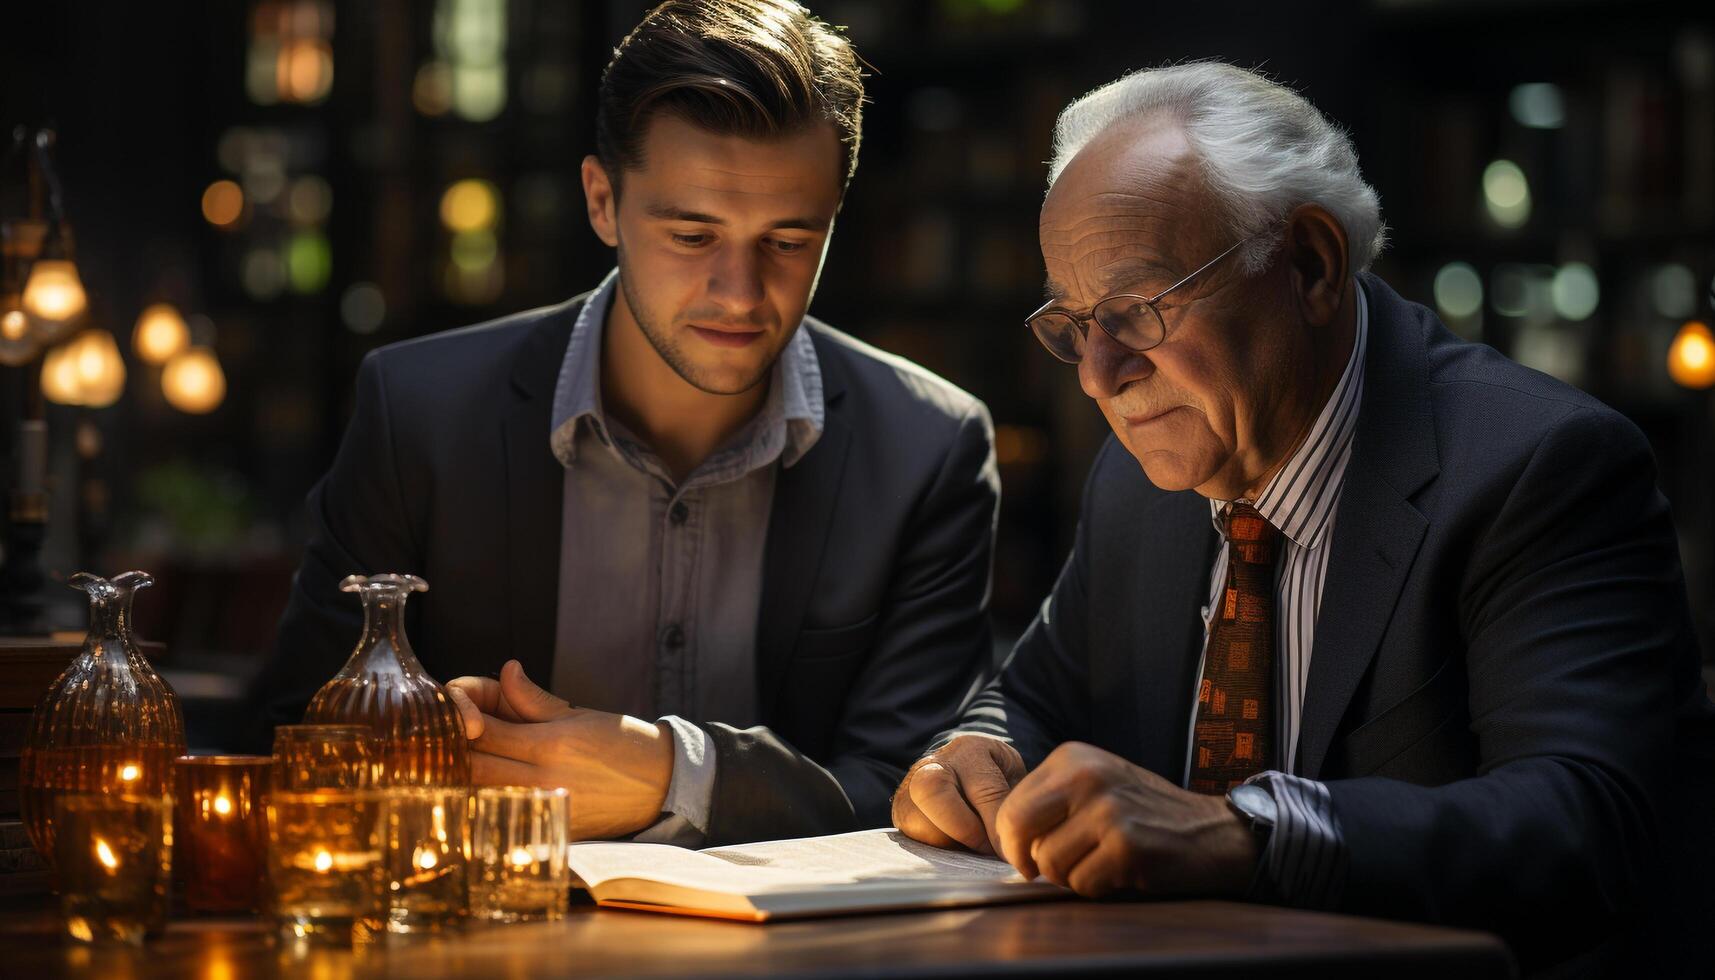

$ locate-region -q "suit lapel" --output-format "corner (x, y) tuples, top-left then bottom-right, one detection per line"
(1294, 275), (1439, 778)
(1123, 490), (1219, 779)
(502, 299), (580, 684)
(755, 327), (852, 722)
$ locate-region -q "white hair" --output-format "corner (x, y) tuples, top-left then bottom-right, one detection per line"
(1047, 61), (1387, 275)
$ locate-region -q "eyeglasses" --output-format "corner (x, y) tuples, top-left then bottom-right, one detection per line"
(1024, 230), (1265, 364)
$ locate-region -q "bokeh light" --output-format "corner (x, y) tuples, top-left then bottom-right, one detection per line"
(242, 248), (286, 300)
(1434, 262), (1484, 319)
(1652, 264), (1697, 319)
(440, 179), (500, 233)
(286, 230), (333, 293)
(1550, 263), (1600, 321)
(202, 179), (246, 227)
(286, 176), (332, 225)
(340, 282), (387, 334)
(162, 346), (228, 413)
(22, 259), (88, 325)
(133, 303), (191, 365)
(1667, 321), (1715, 389)
(1482, 160), (1531, 228)
(1508, 83), (1565, 129)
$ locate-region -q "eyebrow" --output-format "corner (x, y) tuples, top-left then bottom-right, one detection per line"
(643, 203), (827, 231)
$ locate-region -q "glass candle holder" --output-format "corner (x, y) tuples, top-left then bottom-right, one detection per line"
(272, 724), (380, 790)
(470, 786), (569, 923)
(265, 789), (386, 946)
(173, 755), (271, 914)
(383, 787), (470, 934)
(53, 793), (173, 945)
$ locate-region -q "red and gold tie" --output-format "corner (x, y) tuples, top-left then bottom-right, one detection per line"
(1188, 501), (1281, 795)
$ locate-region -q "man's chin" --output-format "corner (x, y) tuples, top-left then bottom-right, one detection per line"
(676, 358), (773, 397)
(1126, 445), (1208, 493)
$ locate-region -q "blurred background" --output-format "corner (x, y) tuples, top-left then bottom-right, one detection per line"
(1, 0), (1712, 749)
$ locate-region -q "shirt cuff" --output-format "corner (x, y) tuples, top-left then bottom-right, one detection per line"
(1243, 770), (1348, 909)
(630, 715), (714, 846)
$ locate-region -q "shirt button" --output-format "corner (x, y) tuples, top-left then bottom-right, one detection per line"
(669, 501), (689, 526)
(663, 625), (686, 649)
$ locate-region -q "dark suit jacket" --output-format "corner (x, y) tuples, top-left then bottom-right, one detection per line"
(970, 274), (1715, 974)
(248, 293), (1000, 845)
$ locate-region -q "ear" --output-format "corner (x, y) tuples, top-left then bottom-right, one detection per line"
(1281, 203), (1349, 327)
(581, 155), (619, 248)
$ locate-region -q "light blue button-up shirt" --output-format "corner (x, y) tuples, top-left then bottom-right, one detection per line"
(548, 269), (823, 843)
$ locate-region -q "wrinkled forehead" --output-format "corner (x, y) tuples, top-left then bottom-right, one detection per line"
(1039, 116), (1207, 302)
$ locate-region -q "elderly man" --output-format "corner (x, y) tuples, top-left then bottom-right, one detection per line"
(892, 63), (1715, 974)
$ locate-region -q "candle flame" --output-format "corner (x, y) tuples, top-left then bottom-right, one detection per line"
(415, 846), (438, 870)
(213, 794), (233, 816)
(508, 846), (533, 869)
(118, 763), (141, 782)
(94, 837), (120, 870)
(314, 850), (333, 872)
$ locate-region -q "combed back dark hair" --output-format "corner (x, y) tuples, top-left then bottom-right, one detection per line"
(595, 0), (865, 193)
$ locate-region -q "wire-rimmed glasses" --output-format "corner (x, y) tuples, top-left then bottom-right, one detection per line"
(1025, 230), (1265, 364)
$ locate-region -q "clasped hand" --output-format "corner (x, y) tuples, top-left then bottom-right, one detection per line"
(892, 735), (1258, 897)
(445, 660), (674, 840)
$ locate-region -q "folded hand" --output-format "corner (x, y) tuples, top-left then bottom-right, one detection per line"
(445, 660), (674, 840)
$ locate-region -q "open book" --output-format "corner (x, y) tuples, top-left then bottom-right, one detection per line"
(564, 828), (1068, 921)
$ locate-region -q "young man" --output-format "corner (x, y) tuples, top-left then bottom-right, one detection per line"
(251, 0), (999, 847)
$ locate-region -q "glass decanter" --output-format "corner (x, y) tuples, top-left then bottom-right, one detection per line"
(302, 574), (469, 787)
(20, 571), (187, 864)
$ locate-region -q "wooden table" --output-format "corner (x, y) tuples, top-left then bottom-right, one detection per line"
(0, 898), (1513, 978)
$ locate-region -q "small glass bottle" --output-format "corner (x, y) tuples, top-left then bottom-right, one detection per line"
(20, 571), (187, 865)
(302, 574), (469, 787)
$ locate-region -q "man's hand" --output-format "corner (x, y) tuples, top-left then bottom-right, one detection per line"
(892, 734), (1026, 855)
(993, 742), (1258, 898)
(445, 660), (674, 840)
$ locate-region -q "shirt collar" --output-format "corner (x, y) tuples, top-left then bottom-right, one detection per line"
(1209, 280), (1370, 550)
(549, 269), (825, 471)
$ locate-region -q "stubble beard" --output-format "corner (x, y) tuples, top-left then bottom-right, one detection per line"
(616, 241), (777, 397)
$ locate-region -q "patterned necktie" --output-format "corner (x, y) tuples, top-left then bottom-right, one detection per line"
(1189, 500), (1281, 795)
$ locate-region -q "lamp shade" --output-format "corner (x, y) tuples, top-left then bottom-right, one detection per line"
(0, 290), (39, 367)
(162, 346), (226, 414)
(67, 329), (126, 408)
(133, 303), (190, 365)
(22, 259), (88, 342)
(41, 342), (85, 405)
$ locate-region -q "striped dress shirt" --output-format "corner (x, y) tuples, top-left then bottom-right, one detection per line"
(1193, 282), (1368, 907)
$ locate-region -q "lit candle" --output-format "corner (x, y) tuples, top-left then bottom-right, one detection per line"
(94, 836), (120, 873)
(54, 794), (172, 945)
(172, 756), (271, 915)
(265, 789), (387, 945)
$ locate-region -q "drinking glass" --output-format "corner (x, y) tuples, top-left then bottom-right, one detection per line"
(382, 787), (469, 934)
(469, 786), (569, 923)
(265, 789), (386, 946)
(271, 724), (379, 790)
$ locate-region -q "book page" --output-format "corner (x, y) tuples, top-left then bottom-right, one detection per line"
(566, 829), (1034, 897)
(565, 842), (844, 894)
(701, 829), (1028, 883)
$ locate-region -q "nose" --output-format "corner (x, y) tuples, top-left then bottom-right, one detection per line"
(1078, 322), (1153, 400)
(705, 242), (767, 319)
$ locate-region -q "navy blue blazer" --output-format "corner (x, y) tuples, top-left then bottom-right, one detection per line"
(249, 295), (1000, 845)
(970, 273), (1715, 974)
